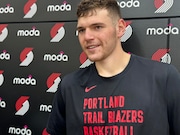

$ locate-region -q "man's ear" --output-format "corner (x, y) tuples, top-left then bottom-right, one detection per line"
(117, 19), (126, 38)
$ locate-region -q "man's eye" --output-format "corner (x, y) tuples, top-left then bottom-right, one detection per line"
(95, 26), (102, 30)
(78, 29), (85, 33)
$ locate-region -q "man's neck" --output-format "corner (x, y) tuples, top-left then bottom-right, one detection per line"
(95, 51), (131, 77)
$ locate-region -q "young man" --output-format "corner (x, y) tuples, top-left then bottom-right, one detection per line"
(46, 0), (180, 135)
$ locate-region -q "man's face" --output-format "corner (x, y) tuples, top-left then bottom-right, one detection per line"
(77, 9), (125, 62)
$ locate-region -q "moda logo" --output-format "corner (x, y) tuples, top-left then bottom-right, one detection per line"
(121, 21), (133, 42)
(23, 0), (37, 18)
(13, 75), (36, 86)
(79, 52), (93, 68)
(0, 50), (11, 60)
(117, 0), (140, 8)
(152, 49), (171, 64)
(47, 1), (72, 12)
(46, 73), (61, 93)
(17, 26), (40, 37)
(146, 24), (179, 35)
(0, 4), (14, 14)
(154, 0), (174, 13)
(8, 125), (32, 135)
(19, 48), (34, 67)
(50, 23), (65, 42)
(15, 96), (30, 116)
(0, 24), (8, 42)
(44, 51), (69, 62)
(0, 70), (4, 86)
(39, 104), (52, 112)
(42, 128), (49, 135)
(0, 97), (6, 108)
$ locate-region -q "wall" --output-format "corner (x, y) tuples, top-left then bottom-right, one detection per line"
(0, 0), (179, 134)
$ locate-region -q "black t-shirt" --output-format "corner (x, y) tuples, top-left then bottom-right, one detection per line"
(46, 54), (180, 135)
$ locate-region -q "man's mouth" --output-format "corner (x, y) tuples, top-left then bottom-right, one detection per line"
(87, 45), (99, 49)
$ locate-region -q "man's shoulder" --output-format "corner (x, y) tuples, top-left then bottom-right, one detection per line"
(133, 54), (170, 68)
(132, 54), (178, 76)
(61, 63), (94, 84)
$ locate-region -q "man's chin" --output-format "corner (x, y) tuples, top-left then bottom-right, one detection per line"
(88, 58), (100, 62)
(87, 55), (103, 62)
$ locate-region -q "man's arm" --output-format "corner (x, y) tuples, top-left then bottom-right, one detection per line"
(46, 83), (66, 135)
(166, 65), (180, 134)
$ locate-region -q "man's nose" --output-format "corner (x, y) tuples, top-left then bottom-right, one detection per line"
(84, 29), (94, 40)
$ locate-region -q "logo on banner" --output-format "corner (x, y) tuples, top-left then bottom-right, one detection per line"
(0, 50), (11, 60)
(40, 104), (52, 112)
(46, 73), (61, 93)
(17, 26), (40, 37)
(146, 24), (179, 35)
(47, 1), (72, 12)
(43, 51), (69, 62)
(42, 128), (49, 135)
(154, 0), (174, 13)
(0, 97), (6, 108)
(24, 0), (37, 18)
(0, 70), (4, 86)
(15, 96), (30, 116)
(0, 24), (8, 42)
(0, 4), (14, 14)
(121, 21), (133, 42)
(79, 52), (93, 68)
(50, 23), (65, 42)
(8, 125), (32, 135)
(152, 49), (171, 64)
(13, 75), (36, 86)
(117, 0), (140, 8)
(19, 48), (34, 67)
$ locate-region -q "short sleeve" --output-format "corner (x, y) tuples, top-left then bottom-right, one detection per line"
(166, 65), (180, 135)
(46, 83), (66, 135)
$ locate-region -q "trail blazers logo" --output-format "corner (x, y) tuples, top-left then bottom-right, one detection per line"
(0, 70), (4, 86)
(24, 0), (37, 18)
(46, 73), (61, 93)
(19, 48), (34, 66)
(79, 52), (93, 68)
(15, 96), (30, 116)
(50, 23), (65, 42)
(152, 49), (171, 64)
(154, 0), (174, 13)
(121, 21), (133, 42)
(0, 24), (8, 42)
